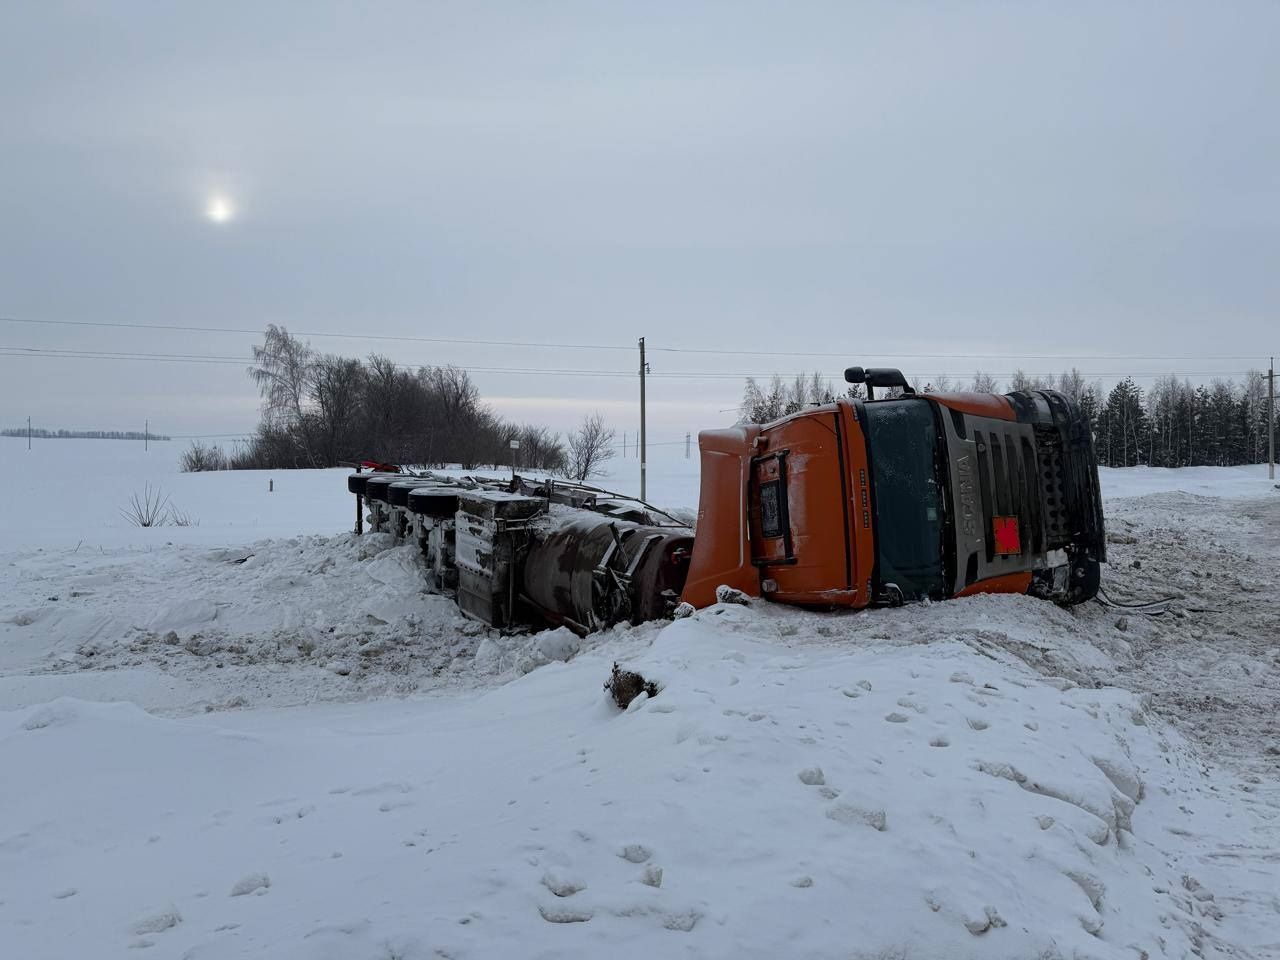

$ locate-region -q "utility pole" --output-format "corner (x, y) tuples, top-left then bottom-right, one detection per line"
(685, 431), (691, 459)
(145, 419), (149, 452)
(639, 337), (648, 502)
(1269, 356), (1275, 480)
(27, 415), (31, 450)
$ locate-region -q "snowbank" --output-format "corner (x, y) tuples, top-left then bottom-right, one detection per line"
(2, 610), (1266, 959)
(1099, 463), (1276, 500)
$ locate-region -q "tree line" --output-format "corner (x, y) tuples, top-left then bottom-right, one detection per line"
(739, 368), (1277, 468)
(195, 326), (609, 475)
(1, 428), (171, 440)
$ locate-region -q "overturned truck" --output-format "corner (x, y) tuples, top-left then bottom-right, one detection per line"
(347, 367), (1106, 634)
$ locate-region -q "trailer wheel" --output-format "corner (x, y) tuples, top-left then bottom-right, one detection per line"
(1061, 557), (1101, 606)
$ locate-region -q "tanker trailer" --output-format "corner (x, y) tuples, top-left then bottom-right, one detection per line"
(345, 367), (1105, 633)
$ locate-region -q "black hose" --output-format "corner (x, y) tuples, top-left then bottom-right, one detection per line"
(1094, 586), (1179, 615)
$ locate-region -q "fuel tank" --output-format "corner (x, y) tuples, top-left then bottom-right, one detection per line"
(522, 515), (693, 631)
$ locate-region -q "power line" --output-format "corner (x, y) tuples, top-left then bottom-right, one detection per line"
(649, 345), (1270, 362)
(1, 346), (248, 362)
(1, 317), (631, 353)
(0, 346), (1258, 382)
(4, 316), (1272, 363)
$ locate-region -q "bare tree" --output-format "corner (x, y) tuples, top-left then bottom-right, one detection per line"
(1009, 368), (1051, 392)
(308, 354), (365, 465)
(740, 371), (836, 423)
(180, 441), (228, 472)
(248, 325), (314, 429)
(739, 377), (767, 424)
(517, 424), (567, 472)
(971, 370), (999, 393)
(567, 412), (617, 481)
(1054, 368), (1088, 402)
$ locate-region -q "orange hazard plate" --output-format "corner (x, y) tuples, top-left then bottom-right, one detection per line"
(993, 516), (1021, 555)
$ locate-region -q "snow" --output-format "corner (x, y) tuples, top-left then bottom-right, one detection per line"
(1, 437), (1278, 959)
(1098, 463), (1277, 500)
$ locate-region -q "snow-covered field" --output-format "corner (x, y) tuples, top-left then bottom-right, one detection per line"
(1, 437), (1278, 959)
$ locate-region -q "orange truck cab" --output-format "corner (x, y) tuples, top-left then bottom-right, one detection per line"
(682, 367), (1105, 611)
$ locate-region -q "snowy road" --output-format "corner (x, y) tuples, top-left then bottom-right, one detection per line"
(1, 443), (1277, 958)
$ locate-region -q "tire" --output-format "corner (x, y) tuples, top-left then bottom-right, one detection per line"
(364, 476), (401, 503)
(388, 480), (421, 508)
(407, 487), (460, 518)
(1061, 557), (1101, 606)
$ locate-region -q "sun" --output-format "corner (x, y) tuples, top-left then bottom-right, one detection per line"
(206, 195), (234, 224)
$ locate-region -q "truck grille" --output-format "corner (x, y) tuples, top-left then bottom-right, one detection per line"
(972, 429), (1047, 561)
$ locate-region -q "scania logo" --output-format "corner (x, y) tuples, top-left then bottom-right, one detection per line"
(956, 454), (977, 537)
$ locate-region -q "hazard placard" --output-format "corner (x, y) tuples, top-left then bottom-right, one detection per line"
(993, 516), (1021, 555)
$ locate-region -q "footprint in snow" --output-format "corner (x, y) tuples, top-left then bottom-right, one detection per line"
(966, 717), (990, 731)
(351, 781), (412, 797)
(229, 873), (270, 897)
(130, 905), (182, 935)
(539, 903), (593, 924)
(541, 872), (586, 898)
(662, 909), (702, 932)
(619, 844), (652, 864)
(884, 712), (910, 723)
(825, 803), (887, 831)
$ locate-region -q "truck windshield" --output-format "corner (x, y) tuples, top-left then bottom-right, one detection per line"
(861, 399), (947, 600)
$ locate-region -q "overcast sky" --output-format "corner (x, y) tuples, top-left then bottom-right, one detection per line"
(2, 1), (1277, 444)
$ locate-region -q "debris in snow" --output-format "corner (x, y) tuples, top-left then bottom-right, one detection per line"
(515, 628), (580, 675)
(605, 663), (658, 710)
(229, 873), (270, 897)
(672, 601), (695, 619)
(715, 584), (752, 605)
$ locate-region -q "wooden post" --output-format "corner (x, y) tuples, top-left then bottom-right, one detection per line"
(639, 337), (647, 501)
(355, 465), (364, 534)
